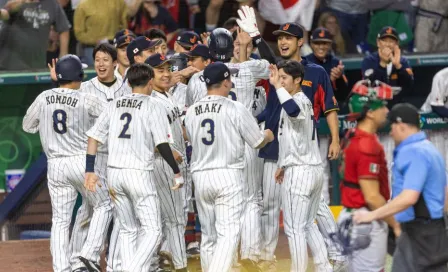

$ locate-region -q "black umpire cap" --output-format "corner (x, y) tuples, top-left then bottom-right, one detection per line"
(388, 103), (421, 127)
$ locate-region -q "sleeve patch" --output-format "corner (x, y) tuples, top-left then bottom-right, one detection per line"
(369, 163), (379, 174)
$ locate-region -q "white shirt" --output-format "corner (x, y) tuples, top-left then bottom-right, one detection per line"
(23, 88), (105, 159)
(185, 95), (265, 173)
(277, 91), (322, 168)
(87, 93), (172, 170)
(421, 67), (448, 113)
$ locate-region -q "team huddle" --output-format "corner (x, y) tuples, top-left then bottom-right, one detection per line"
(22, 6), (351, 272)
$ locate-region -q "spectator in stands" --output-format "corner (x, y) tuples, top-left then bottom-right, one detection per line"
(414, 0), (448, 53)
(0, 0), (70, 70)
(114, 35), (135, 81)
(144, 28), (171, 56)
(317, 11), (356, 56)
(326, 0), (368, 53)
(74, 0), (128, 66)
(129, 0), (178, 42)
(174, 30), (200, 53)
(361, 26), (414, 107)
(306, 27), (349, 102)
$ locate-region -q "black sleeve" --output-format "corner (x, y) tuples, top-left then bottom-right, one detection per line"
(253, 35), (277, 65)
(156, 143), (180, 174)
(334, 77), (350, 101)
(432, 105), (448, 118)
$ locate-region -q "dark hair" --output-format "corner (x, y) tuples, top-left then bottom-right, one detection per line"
(127, 63), (154, 88)
(58, 79), (74, 85)
(144, 28), (167, 42)
(93, 43), (117, 62)
(223, 17), (238, 31)
(277, 60), (305, 84)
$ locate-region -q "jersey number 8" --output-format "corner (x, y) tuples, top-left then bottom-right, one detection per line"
(53, 109), (67, 134)
(201, 119), (215, 145)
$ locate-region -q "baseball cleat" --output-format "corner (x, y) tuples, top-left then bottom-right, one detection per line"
(158, 250), (175, 270)
(186, 241), (200, 258)
(78, 256), (101, 272)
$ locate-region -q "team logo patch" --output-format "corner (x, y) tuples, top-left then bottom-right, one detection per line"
(386, 27), (393, 34)
(369, 163), (379, 174)
(133, 48), (139, 54)
(302, 80), (312, 87)
(190, 44), (198, 51)
(319, 30), (325, 37)
(160, 55), (165, 60)
(224, 72), (229, 77)
(283, 23), (290, 31)
(391, 73), (398, 80)
(190, 36), (197, 43)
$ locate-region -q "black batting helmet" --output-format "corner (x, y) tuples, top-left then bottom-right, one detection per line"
(169, 53), (188, 72)
(55, 55), (84, 82)
(208, 28), (234, 62)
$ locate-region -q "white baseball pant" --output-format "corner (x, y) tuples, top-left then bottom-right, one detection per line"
(107, 168), (162, 272)
(318, 136), (331, 204)
(282, 165), (332, 272)
(153, 156), (188, 269)
(48, 155), (113, 272)
(240, 144), (264, 262)
(338, 207), (388, 272)
(193, 169), (246, 272)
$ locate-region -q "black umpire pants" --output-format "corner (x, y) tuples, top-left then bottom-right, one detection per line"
(392, 219), (448, 272)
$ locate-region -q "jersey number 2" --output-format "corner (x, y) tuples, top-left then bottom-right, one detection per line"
(53, 109), (67, 134)
(201, 119), (215, 145)
(119, 113), (132, 139)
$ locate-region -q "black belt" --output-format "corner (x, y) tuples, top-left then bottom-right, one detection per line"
(342, 180), (361, 189)
(417, 8), (448, 32)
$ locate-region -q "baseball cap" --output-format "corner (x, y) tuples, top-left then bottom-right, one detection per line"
(127, 37), (162, 63)
(113, 29), (136, 44)
(176, 31), (200, 49)
(377, 26), (399, 41)
(273, 23), (304, 38)
(114, 35), (135, 48)
(145, 53), (174, 68)
(388, 103), (420, 127)
(310, 27), (333, 43)
(184, 44), (211, 59)
(203, 62), (238, 86)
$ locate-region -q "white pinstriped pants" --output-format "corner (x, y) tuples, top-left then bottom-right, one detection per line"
(48, 155), (113, 272)
(282, 165), (332, 272)
(107, 168), (162, 272)
(193, 169), (246, 272)
(153, 156), (188, 269)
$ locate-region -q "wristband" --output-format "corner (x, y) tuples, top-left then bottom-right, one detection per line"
(86, 154), (96, 173)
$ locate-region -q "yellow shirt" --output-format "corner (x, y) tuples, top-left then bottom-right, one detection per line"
(74, 0), (128, 46)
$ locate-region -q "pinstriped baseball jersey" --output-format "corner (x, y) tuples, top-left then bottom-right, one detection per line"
(114, 66), (126, 84)
(169, 82), (188, 111)
(421, 67), (448, 112)
(23, 88), (105, 159)
(151, 90), (186, 156)
(278, 91), (322, 168)
(185, 59), (270, 115)
(185, 95), (265, 173)
(87, 93), (173, 170)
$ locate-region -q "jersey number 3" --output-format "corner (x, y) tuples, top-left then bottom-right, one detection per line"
(53, 109), (67, 134)
(119, 113), (132, 139)
(201, 119), (215, 145)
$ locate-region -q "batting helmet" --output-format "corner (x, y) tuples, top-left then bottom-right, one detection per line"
(170, 53), (188, 72)
(330, 216), (372, 256)
(55, 54), (84, 82)
(208, 28), (234, 62)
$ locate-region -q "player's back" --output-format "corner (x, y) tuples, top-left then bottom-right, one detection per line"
(23, 88), (104, 159)
(185, 95), (263, 172)
(106, 93), (169, 170)
(278, 92), (322, 168)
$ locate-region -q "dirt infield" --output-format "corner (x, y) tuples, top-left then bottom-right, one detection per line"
(0, 239), (52, 272)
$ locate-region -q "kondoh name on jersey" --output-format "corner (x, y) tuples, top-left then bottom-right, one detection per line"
(194, 103), (223, 116)
(116, 99), (143, 109)
(46, 95), (79, 107)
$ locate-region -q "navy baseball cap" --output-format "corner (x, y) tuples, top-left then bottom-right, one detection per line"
(310, 27), (333, 43)
(184, 44), (211, 59)
(388, 103), (420, 127)
(127, 37), (162, 63)
(273, 23), (304, 38)
(176, 31), (200, 49)
(114, 35), (135, 48)
(203, 62), (238, 86)
(145, 53), (175, 68)
(113, 29), (136, 44)
(378, 26), (399, 41)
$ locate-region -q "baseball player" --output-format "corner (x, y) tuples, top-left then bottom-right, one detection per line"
(420, 67), (448, 172)
(145, 53), (188, 271)
(169, 53), (190, 110)
(22, 55), (113, 272)
(270, 60), (332, 272)
(185, 28), (271, 268)
(185, 44), (212, 71)
(184, 62), (274, 272)
(338, 82), (401, 271)
(127, 36), (162, 65)
(59, 44), (131, 272)
(84, 63), (184, 272)
(236, 6), (346, 269)
(114, 35), (135, 82)
(174, 31), (201, 53)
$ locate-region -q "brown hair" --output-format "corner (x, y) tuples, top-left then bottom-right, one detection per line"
(318, 12), (346, 56)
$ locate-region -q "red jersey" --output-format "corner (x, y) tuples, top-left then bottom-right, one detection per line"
(339, 128), (390, 208)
